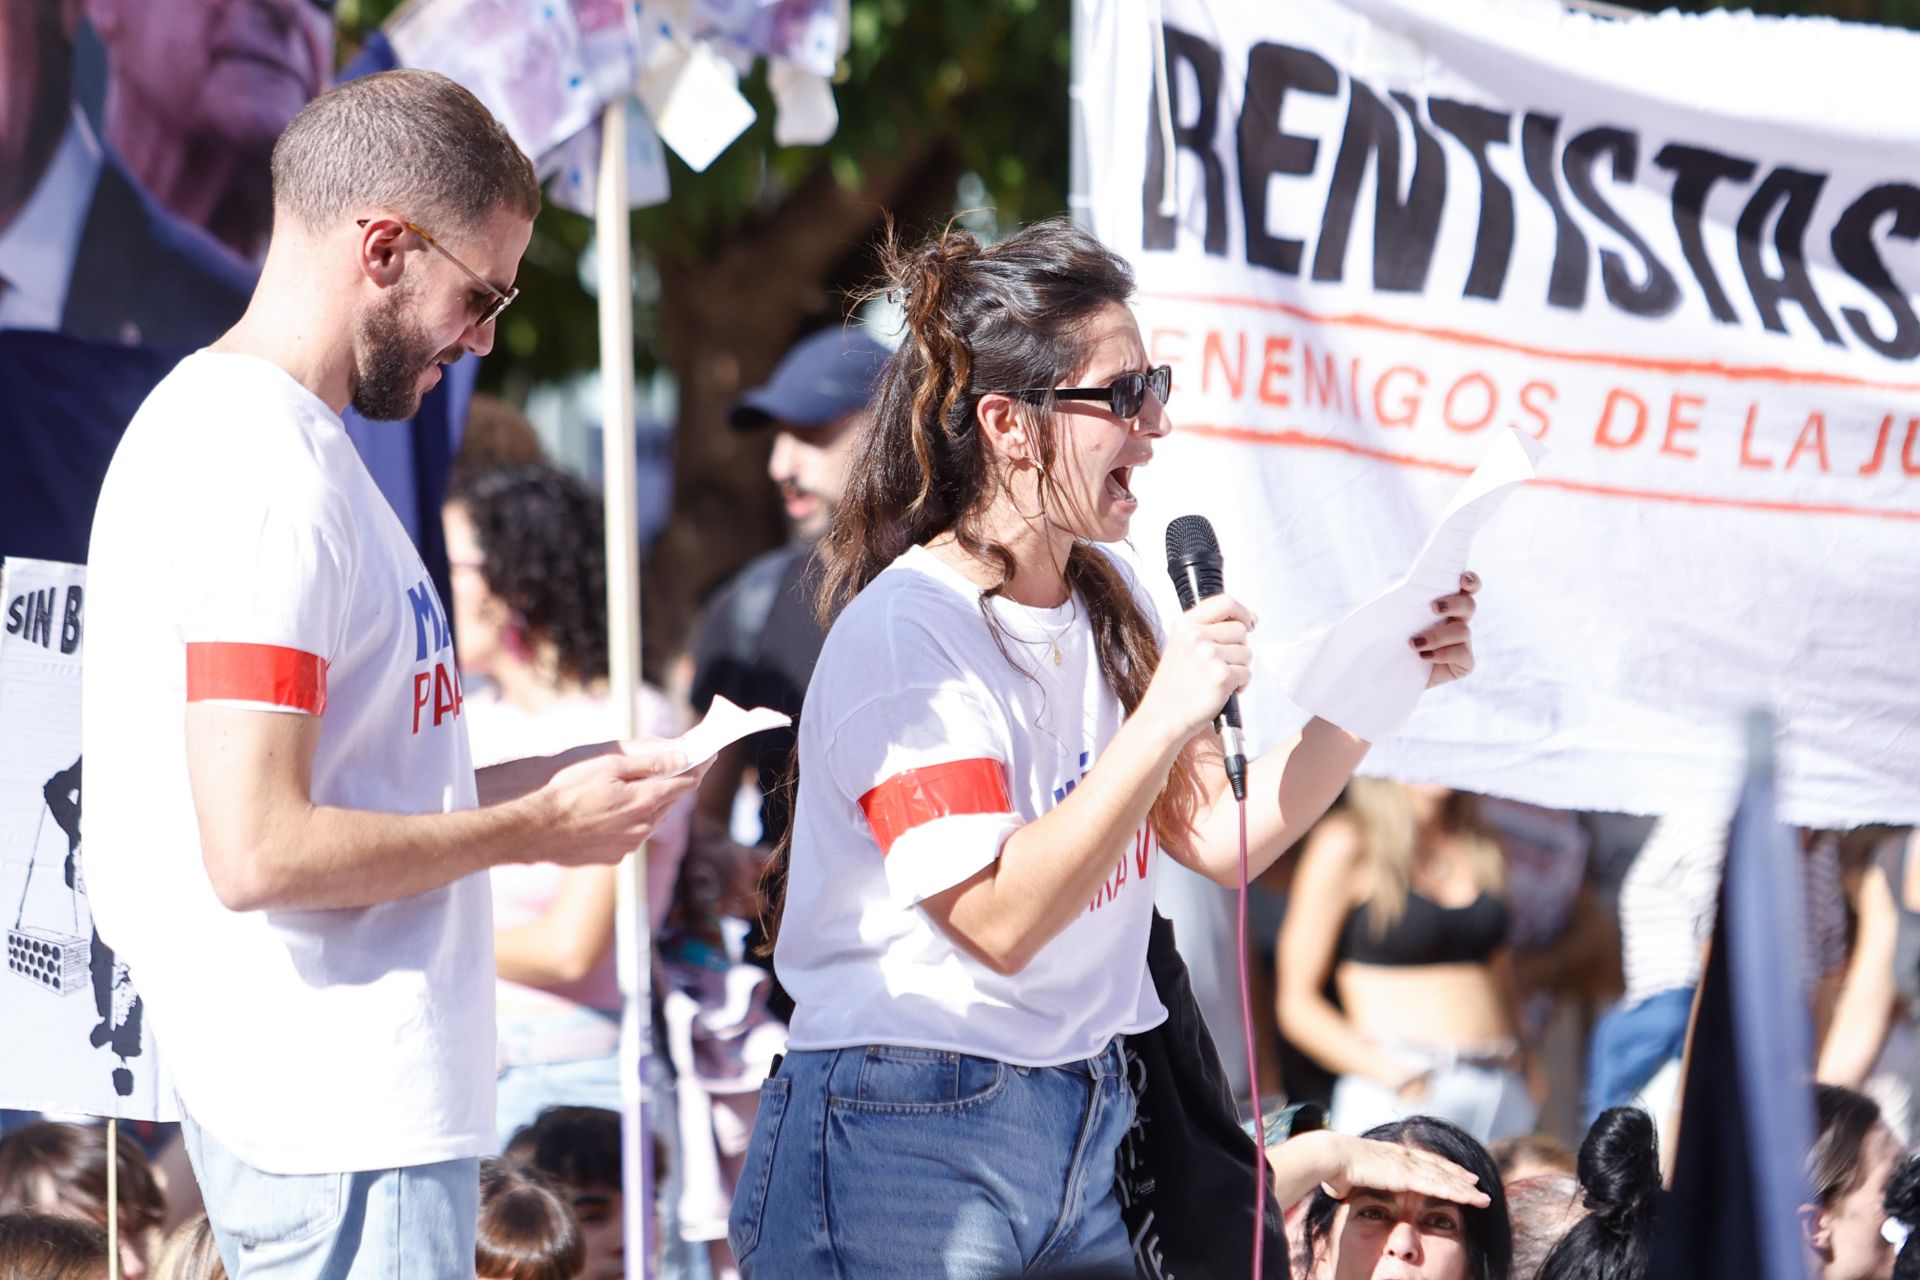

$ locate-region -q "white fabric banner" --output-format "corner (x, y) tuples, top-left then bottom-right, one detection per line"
(0, 558), (175, 1119)
(1082, 0), (1920, 827)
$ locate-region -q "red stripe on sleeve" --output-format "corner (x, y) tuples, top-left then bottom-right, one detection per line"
(858, 758), (1013, 857)
(186, 642), (328, 715)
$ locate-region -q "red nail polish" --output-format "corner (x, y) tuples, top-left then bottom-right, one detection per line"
(1433, 600), (1449, 614)
(1418, 649), (1434, 659)
(1410, 635), (1427, 649)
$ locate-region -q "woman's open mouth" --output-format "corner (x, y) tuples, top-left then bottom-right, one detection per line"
(1105, 466), (1136, 503)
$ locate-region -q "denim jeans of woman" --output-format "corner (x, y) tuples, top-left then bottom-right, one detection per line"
(728, 1039), (1135, 1278)
(1330, 1040), (1537, 1143)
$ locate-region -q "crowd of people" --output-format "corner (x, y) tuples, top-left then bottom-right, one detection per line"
(4, 1083), (1919, 1279)
(0, 1106), (638, 1279)
(3, 66), (1913, 1280)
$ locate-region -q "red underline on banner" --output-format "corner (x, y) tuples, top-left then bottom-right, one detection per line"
(1141, 290), (1920, 395)
(1178, 424), (1920, 524)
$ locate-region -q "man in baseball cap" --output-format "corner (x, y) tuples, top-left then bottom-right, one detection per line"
(690, 322), (889, 873)
(728, 326), (890, 541)
(674, 333), (889, 1265)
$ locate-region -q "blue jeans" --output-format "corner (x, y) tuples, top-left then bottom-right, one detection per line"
(494, 1006), (624, 1147)
(729, 1039), (1136, 1279)
(1585, 986), (1695, 1125)
(496, 1050), (623, 1148)
(180, 1113), (478, 1279)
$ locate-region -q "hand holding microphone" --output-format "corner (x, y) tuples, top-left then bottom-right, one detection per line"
(1141, 593), (1255, 744)
(1157, 515), (1254, 800)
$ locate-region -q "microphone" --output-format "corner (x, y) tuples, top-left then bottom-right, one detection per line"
(1165, 515), (1248, 802)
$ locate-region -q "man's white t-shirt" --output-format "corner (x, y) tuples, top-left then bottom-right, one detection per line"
(777, 544), (1168, 1065)
(82, 351), (494, 1175)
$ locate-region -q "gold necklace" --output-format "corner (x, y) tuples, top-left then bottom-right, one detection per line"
(1005, 594), (1077, 666)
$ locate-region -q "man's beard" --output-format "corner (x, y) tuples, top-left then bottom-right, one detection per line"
(350, 291), (452, 421)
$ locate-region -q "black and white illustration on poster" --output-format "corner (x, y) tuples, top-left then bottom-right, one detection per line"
(0, 557), (175, 1119)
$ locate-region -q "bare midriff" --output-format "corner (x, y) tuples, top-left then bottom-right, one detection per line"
(1336, 960), (1515, 1049)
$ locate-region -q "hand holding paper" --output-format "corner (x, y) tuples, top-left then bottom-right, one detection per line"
(1288, 428), (1546, 743)
(673, 695), (792, 775)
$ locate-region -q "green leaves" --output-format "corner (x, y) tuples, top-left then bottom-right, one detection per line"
(338, 0), (1069, 387)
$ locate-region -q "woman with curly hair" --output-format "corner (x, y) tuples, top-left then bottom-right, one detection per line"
(725, 218), (1484, 1277)
(444, 462), (692, 1146)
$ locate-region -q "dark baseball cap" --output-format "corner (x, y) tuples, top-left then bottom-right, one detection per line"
(730, 327), (892, 430)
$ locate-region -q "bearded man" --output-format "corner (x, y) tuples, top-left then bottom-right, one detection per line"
(81, 70), (704, 1276)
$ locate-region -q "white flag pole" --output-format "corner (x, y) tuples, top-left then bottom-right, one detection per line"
(595, 98), (651, 1280)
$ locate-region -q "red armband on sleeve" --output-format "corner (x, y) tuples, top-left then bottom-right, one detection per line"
(858, 758), (1013, 856)
(186, 642), (328, 715)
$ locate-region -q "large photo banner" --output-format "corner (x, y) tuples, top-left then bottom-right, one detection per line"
(1082, 0), (1920, 827)
(0, 558), (175, 1119)
(0, 0), (471, 573)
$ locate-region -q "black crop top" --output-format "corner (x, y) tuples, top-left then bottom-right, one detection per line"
(1336, 889), (1511, 967)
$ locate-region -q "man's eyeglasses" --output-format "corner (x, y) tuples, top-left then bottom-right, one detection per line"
(998, 365), (1173, 420)
(356, 217), (519, 327)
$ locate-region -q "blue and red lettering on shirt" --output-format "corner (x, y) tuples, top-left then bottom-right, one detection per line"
(1087, 827), (1157, 915)
(405, 577), (462, 735)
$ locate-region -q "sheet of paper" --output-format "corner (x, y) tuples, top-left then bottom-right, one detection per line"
(636, 39), (757, 172)
(1289, 427), (1547, 743)
(769, 60), (838, 145)
(673, 695), (791, 773)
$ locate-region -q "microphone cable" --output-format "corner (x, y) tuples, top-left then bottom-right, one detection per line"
(1234, 792), (1267, 1279)
(1164, 512), (1267, 1274)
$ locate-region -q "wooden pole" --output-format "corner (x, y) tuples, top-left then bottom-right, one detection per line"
(107, 1116), (119, 1280)
(595, 98), (651, 1280)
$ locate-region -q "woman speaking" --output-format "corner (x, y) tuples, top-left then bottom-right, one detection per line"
(728, 219), (1482, 1278)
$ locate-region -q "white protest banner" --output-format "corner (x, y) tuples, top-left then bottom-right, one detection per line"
(1291, 427), (1546, 743)
(1081, 0), (1920, 826)
(0, 559), (175, 1119)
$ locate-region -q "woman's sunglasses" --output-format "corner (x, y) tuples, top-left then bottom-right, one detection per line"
(1000, 365), (1173, 420)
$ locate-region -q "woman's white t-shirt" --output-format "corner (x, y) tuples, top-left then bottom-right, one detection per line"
(776, 544), (1168, 1066)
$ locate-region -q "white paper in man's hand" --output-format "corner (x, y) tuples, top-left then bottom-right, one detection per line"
(1290, 428), (1546, 743)
(674, 695), (791, 774)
